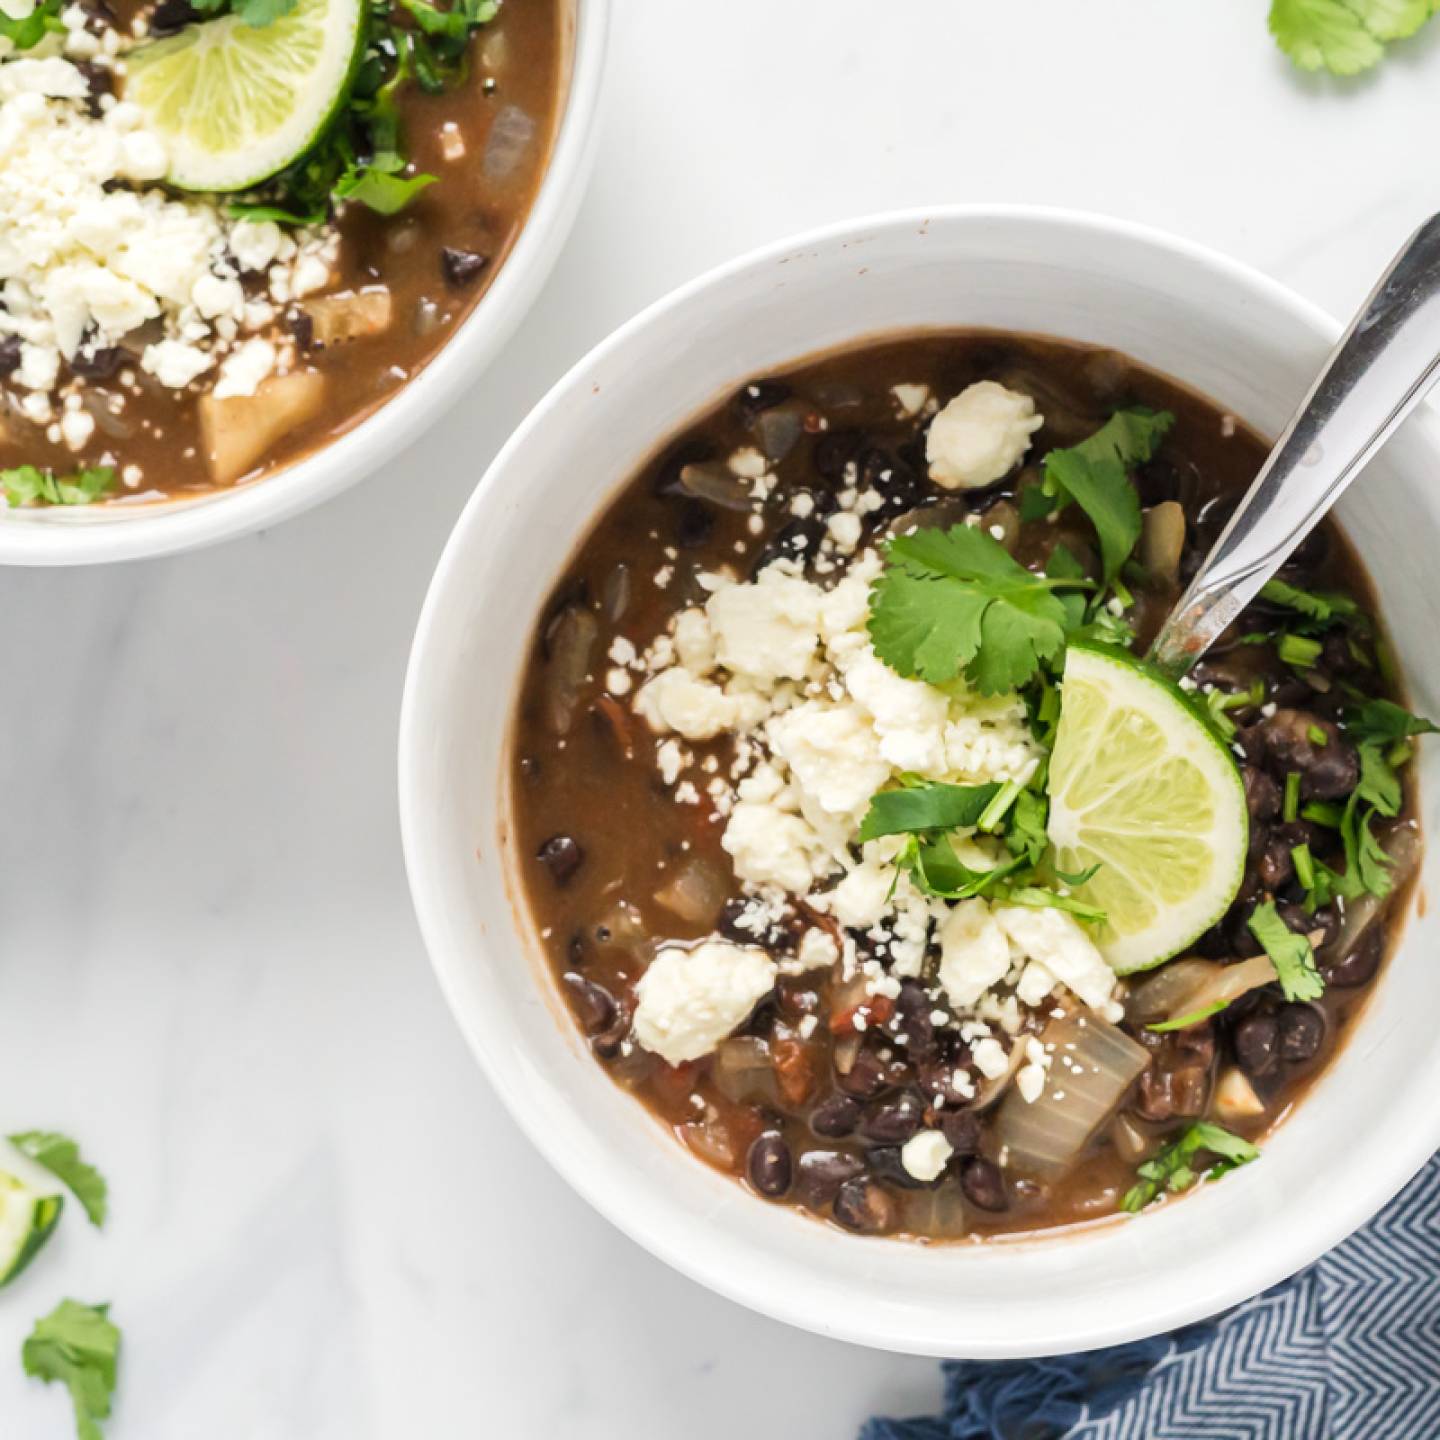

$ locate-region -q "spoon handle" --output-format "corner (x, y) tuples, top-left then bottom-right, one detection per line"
(1149, 213), (1440, 677)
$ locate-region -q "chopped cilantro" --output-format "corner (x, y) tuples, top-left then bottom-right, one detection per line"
(1041, 409), (1173, 584)
(7, 1134), (107, 1228)
(1247, 901), (1325, 1002)
(999, 884), (1107, 925)
(0, 0), (63, 48)
(867, 524), (1086, 695)
(1121, 1122), (1260, 1212)
(22, 1300), (120, 1440)
(1204, 679), (1265, 740)
(1259, 577), (1361, 627)
(1345, 697), (1440, 745)
(1277, 633), (1323, 670)
(1, 466), (116, 509)
(1283, 771), (1301, 823)
(191, 0), (298, 24)
(856, 779), (1000, 844)
(1005, 783), (1049, 867)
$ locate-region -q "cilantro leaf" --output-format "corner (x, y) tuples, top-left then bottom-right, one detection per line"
(0, 0), (63, 49)
(2, 466), (116, 509)
(999, 884), (1107, 925)
(8, 1134), (107, 1228)
(1269, 0), (1388, 72)
(1121, 1122), (1260, 1212)
(1042, 409), (1173, 584)
(1247, 901), (1325, 1002)
(22, 1300), (120, 1440)
(333, 164), (437, 215)
(232, 0), (297, 23)
(1005, 784), (1049, 867)
(1345, 697), (1440, 745)
(868, 525), (1076, 695)
(856, 780), (1000, 844)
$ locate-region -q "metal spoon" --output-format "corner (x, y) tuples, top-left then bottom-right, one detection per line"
(1149, 213), (1440, 676)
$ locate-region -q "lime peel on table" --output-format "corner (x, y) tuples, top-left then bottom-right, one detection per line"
(0, 1171), (64, 1288)
(1046, 642), (1249, 975)
(123, 0), (366, 193)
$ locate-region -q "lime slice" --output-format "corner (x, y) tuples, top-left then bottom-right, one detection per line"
(0, 1172), (63, 1288)
(1047, 643), (1248, 975)
(124, 0), (365, 193)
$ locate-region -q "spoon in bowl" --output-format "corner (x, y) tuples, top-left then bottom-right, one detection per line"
(1149, 213), (1440, 677)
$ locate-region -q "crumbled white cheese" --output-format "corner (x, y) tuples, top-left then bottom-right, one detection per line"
(767, 701), (889, 819)
(785, 927), (840, 974)
(1015, 1035), (1053, 1103)
(633, 939), (777, 1065)
(900, 1129), (954, 1182)
(926, 381), (1043, 490)
(721, 801), (829, 893)
(937, 899), (1012, 1007)
(891, 382), (931, 418)
(992, 906), (1120, 1019)
(213, 337), (276, 399)
(706, 566), (823, 681)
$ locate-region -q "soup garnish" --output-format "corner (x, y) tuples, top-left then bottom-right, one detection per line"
(0, 0), (559, 504)
(512, 332), (1429, 1240)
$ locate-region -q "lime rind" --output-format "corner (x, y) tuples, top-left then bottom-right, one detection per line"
(1047, 642), (1249, 975)
(124, 0), (366, 193)
(0, 1172), (64, 1288)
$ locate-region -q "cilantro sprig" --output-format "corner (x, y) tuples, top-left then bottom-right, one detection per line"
(1121, 1122), (1260, 1213)
(23, 1300), (120, 1440)
(1247, 901), (1325, 1002)
(1270, 0), (1439, 76)
(9, 1133), (107, 1228)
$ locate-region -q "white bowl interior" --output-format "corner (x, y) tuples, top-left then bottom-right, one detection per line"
(401, 209), (1440, 1356)
(0, 0), (605, 565)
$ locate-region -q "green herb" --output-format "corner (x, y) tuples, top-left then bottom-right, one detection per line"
(1247, 900), (1325, 1002)
(2, 466), (116, 509)
(1121, 1122), (1260, 1213)
(999, 883), (1107, 925)
(867, 524), (1085, 695)
(1283, 771), (1301, 823)
(0, 0), (63, 48)
(1340, 798), (1397, 898)
(1146, 1000), (1229, 1032)
(1277, 633), (1323, 670)
(191, 0), (298, 24)
(893, 833), (1022, 901)
(22, 1300), (120, 1440)
(1302, 800), (1343, 828)
(1005, 784), (1049, 867)
(1292, 842), (1316, 895)
(976, 778), (1023, 833)
(1269, 0), (1436, 76)
(1259, 577), (1361, 627)
(1204, 680), (1265, 740)
(1345, 697), (1440, 745)
(1041, 409), (1174, 583)
(856, 778), (1000, 844)
(1306, 723), (1329, 746)
(7, 1134), (106, 1228)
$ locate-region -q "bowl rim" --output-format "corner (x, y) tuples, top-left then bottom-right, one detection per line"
(400, 202), (1440, 1356)
(0, 0), (610, 568)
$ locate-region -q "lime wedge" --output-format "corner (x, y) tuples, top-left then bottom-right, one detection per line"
(0, 1172), (63, 1288)
(124, 0), (365, 193)
(1046, 643), (1248, 975)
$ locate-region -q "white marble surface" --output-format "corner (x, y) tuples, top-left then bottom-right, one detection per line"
(4, 2), (1440, 1435)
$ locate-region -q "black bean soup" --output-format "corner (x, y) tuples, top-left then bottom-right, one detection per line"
(510, 332), (1421, 1242)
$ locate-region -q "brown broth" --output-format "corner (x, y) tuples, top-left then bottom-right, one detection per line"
(508, 330), (1417, 1242)
(0, 0), (562, 500)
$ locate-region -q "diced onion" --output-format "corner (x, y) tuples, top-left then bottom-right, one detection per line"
(1125, 955), (1277, 1027)
(1141, 501), (1186, 584)
(654, 857), (729, 926)
(993, 1015), (1149, 1178)
(713, 1036), (778, 1105)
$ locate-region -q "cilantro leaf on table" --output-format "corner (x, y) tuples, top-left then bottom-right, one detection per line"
(1247, 900), (1325, 1002)
(867, 525), (1081, 695)
(8, 1134), (107, 1228)
(22, 1300), (120, 1440)
(1, 466), (115, 509)
(856, 779), (1000, 844)
(1121, 1122), (1260, 1213)
(1041, 408), (1174, 583)
(1269, 0), (1437, 74)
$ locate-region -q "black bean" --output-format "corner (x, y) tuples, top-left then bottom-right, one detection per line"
(1233, 1013), (1279, 1077)
(1278, 1004), (1325, 1063)
(1253, 709), (1359, 801)
(795, 1150), (864, 1207)
(837, 1044), (892, 1099)
(290, 311), (317, 352)
(833, 1176), (896, 1233)
(535, 834), (584, 886)
(753, 516), (824, 574)
(747, 1132), (793, 1198)
(811, 429), (863, 483)
(1242, 765), (1281, 823)
(1326, 926), (1383, 988)
(867, 1145), (927, 1190)
(69, 345), (122, 380)
(1257, 835), (1295, 892)
(441, 247), (489, 287)
(1277, 899), (1337, 950)
(148, 0), (196, 30)
(939, 1109), (981, 1156)
(809, 1092), (861, 1138)
(892, 981), (938, 1062)
(960, 1157), (1008, 1212)
(651, 439), (717, 497)
(0, 335), (20, 378)
(1321, 630), (1364, 677)
(731, 380), (791, 427)
(861, 1092), (925, 1145)
(674, 498), (715, 549)
(562, 972), (616, 1036)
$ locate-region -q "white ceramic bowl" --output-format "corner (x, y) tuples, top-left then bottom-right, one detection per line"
(0, 0), (608, 567)
(399, 206), (1440, 1357)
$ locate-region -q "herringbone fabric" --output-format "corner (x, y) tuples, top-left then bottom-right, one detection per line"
(861, 1153), (1440, 1440)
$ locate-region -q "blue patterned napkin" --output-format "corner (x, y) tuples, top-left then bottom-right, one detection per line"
(861, 1153), (1440, 1440)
